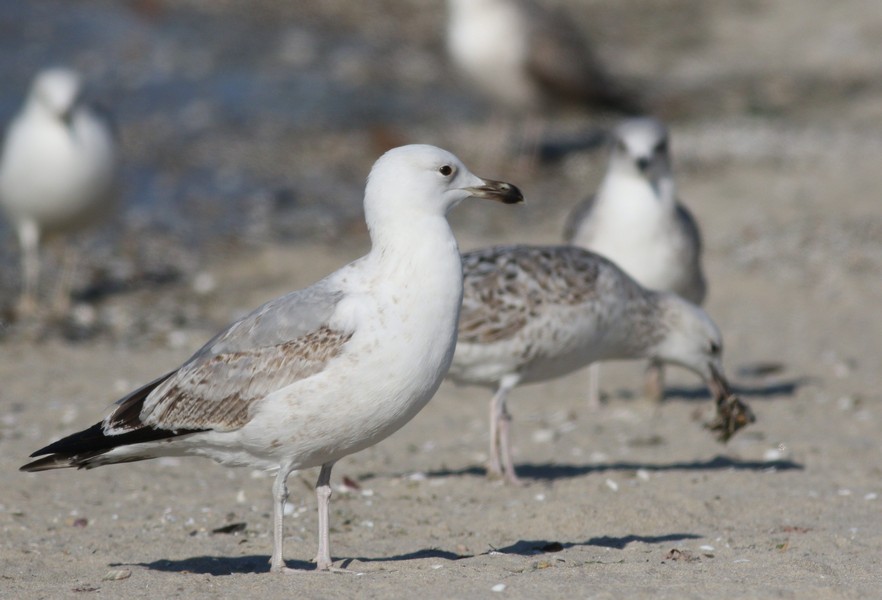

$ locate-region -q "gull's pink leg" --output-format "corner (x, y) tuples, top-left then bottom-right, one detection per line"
(587, 362), (602, 410)
(313, 462), (336, 571)
(489, 375), (521, 484)
(16, 219), (40, 318)
(644, 359), (665, 403)
(270, 466), (292, 572)
(488, 386), (505, 478)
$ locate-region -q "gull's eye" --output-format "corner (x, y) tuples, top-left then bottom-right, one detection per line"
(709, 341), (721, 355)
(439, 164), (454, 177)
(654, 139), (669, 155)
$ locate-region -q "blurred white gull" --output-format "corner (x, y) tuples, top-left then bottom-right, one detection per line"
(564, 117), (706, 405)
(446, 0), (644, 116)
(448, 244), (751, 485)
(21, 145), (523, 572)
(0, 67), (117, 317)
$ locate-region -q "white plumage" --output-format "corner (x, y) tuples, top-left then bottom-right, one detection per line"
(0, 67), (117, 316)
(21, 145), (523, 572)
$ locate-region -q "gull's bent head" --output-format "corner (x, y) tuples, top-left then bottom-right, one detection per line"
(650, 294), (755, 441)
(651, 294), (725, 384)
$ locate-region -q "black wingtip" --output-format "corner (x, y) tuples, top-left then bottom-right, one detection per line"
(28, 422), (108, 459)
(20, 455), (76, 472)
(22, 420), (202, 472)
(20, 421), (108, 472)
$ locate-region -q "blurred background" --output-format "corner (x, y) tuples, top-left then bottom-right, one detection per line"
(0, 0), (880, 346)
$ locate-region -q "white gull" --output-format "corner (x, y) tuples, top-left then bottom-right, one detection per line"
(20, 144), (523, 572)
(564, 117), (706, 405)
(446, 0), (644, 115)
(0, 67), (117, 317)
(448, 244), (752, 485)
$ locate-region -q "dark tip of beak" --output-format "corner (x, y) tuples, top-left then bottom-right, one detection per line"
(466, 179), (524, 205)
(708, 363), (732, 400)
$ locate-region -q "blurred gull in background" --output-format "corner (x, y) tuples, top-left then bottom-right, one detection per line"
(446, 0), (645, 160)
(564, 117), (707, 407)
(0, 67), (118, 318)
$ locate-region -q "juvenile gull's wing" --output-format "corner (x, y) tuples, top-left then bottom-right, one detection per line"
(459, 245), (606, 345)
(107, 281), (352, 434)
(22, 281), (357, 470)
(675, 200), (704, 257)
(562, 193), (597, 243)
(673, 200), (707, 304)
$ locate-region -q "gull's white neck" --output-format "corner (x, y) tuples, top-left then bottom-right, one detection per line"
(365, 213), (464, 325)
(598, 167), (676, 219)
(348, 211), (464, 420)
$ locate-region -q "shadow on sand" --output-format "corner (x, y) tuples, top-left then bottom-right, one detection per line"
(491, 533), (703, 554)
(130, 547), (471, 575)
(663, 376), (812, 402)
(419, 454), (802, 482)
(127, 533), (699, 575)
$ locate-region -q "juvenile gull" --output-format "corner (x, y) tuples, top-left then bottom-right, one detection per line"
(446, 0), (644, 115)
(564, 117), (706, 404)
(0, 67), (117, 316)
(20, 145), (523, 572)
(448, 244), (752, 485)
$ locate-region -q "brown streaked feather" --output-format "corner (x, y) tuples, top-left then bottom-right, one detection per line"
(105, 371), (176, 432)
(459, 245), (614, 345)
(139, 326), (353, 431)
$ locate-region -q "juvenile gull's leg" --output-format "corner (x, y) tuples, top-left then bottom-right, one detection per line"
(587, 362), (602, 410)
(16, 219), (40, 317)
(489, 374), (521, 485)
(313, 462), (336, 571)
(270, 465), (293, 572)
(50, 240), (80, 316)
(644, 359), (665, 403)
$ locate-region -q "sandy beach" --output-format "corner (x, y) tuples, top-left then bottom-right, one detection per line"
(1, 1), (880, 598)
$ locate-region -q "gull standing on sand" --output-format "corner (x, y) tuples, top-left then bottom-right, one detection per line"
(448, 245), (752, 485)
(0, 67), (117, 317)
(446, 0), (644, 116)
(20, 145), (523, 572)
(564, 117), (706, 405)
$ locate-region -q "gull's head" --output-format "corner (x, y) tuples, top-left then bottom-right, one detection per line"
(609, 117), (672, 182)
(364, 144), (523, 226)
(28, 67), (83, 122)
(651, 294), (755, 442)
(651, 295), (730, 400)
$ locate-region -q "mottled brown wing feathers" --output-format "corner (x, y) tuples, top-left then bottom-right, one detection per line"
(459, 246), (604, 344)
(125, 327), (352, 432)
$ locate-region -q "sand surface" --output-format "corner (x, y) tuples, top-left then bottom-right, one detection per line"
(1, 1), (881, 598)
